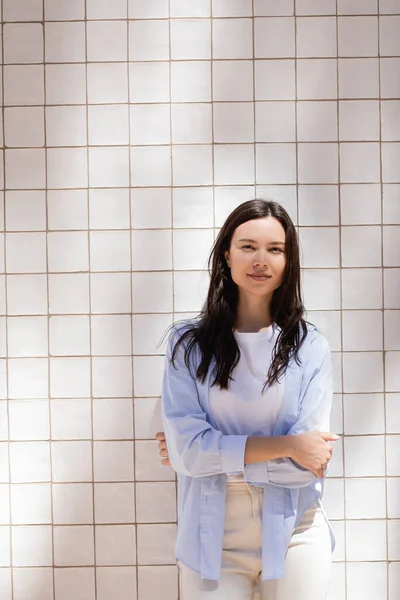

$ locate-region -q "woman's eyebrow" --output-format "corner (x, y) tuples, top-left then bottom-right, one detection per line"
(237, 238), (285, 245)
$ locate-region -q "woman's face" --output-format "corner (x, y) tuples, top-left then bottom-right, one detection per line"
(224, 217), (287, 298)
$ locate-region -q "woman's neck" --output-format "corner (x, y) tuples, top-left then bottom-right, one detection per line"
(235, 293), (272, 333)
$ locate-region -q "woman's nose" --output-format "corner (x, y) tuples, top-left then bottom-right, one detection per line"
(253, 251), (268, 267)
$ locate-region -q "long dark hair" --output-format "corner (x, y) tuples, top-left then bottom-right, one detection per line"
(170, 199), (308, 390)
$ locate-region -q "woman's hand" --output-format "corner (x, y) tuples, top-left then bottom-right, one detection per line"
(156, 432), (171, 466)
(287, 431), (339, 479)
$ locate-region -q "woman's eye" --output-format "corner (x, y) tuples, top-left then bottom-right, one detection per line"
(270, 247), (284, 253)
(242, 245), (255, 250)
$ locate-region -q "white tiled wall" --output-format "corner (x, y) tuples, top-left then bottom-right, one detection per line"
(0, 1), (399, 599)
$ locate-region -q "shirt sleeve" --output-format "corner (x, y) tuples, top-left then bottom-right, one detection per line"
(244, 332), (334, 488)
(161, 328), (248, 478)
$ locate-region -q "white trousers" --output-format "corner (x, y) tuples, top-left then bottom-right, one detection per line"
(179, 481), (332, 600)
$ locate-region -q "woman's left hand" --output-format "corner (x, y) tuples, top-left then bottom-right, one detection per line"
(156, 431), (171, 466)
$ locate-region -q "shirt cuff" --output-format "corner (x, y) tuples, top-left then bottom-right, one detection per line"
(221, 435), (248, 474)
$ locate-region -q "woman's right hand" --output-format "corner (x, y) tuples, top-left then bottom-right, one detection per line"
(287, 431), (339, 478)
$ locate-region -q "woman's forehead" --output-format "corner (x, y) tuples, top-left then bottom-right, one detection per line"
(232, 217), (285, 241)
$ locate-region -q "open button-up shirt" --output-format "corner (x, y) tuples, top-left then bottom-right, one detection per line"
(161, 321), (335, 589)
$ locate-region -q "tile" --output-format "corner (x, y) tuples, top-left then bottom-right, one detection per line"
(129, 20), (169, 61)
(214, 102), (254, 143)
(4, 107), (44, 148)
(386, 352), (400, 392)
(297, 59), (337, 99)
(53, 526), (94, 566)
(5, 149), (45, 190)
(296, 17), (337, 57)
(171, 104), (211, 144)
(388, 520), (400, 560)
(130, 146), (171, 187)
(131, 188), (172, 229)
(322, 478), (344, 520)
(13, 568), (53, 600)
(133, 356), (164, 397)
(342, 351), (383, 393)
(381, 101), (400, 141)
(8, 317), (48, 358)
(212, 0), (253, 17)
(91, 315), (132, 355)
(87, 21), (127, 62)
(89, 147), (129, 188)
(295, 0), (336, 14)
(50, 357), (91, 399)
(8, 358), (48, 400)
(97, 567), (137, 600)
(47, 148), (88, 189)
(173, 187), (213, 228)
(255, 101), (295, 143)
(384, 226), (400, 266)
(380, 16), (400, 56)
(45, 22), (86, 63)
(137, 524), (176, 564)
(10, 441), (51, 483)
(171, 61), (211, 102)
(256, 143), (296, 184)
(255, 60), (295, 100)
(6, 233), (46, 274)
(345, 478), (386, 518)
(302, 269), (341, 310)
(55, 568), (95, 600)
(88, 105), (129, 146)
(51, 441), (92, 482)
(10, 483), (52, 525)
(48, 231), (89, 273)
(135, 441), (175, 481)
(4, 65), (44, 106)
(52, 483), (93, 525)
(170, 0), (210, 16)
(344, 393), (385, 434)
(44, 0), (84, 19)
(298, 185), (339, 226)
(387, 435), (400, 475)
(94, 442), (134, 482)
(254, 17), (295, 58)
(3, 0), (42, 21)
(342, 310), (383, 351)
(94, 483), (135, 524)
(347, 562), (387, 600)
(49, 274), (89, 315)
(340, 184), (381, 225)
(380, 58), (400, 99)
(338, 0), (378, 12)
(297, 101), (338, 142)
(131, 104), (170, 145)
(132, 273), (173, 313)
(213, 18), (253, 59)
(299, 227), (339, 268)
(129, 62), (170, 103)
(131, 230), (172, 272)
(86, 0), (127, 18)
(341, 268), (382, 309)
(338, 58), (379, 98)
(344, 435), (385, 476)
(46, 104), (87, 146)
(339, 100), (380, 140)
(7, 274), (47, 316)
(3, 23), (43, 64)
(386, 393), (400, 433)
(339, 142), (381, 183)
(128, 0), (168, 18)
(89, 189), (130, 230)
(8, 400), (50, 441)
(12, 526), (52, 567)
(171, 19), (211, 60)
(341, 225), (381, 267)
(172, 145), (213, 186)
(89, 231), (131, 272)
(90, 273), (131, 314)
(51, 400), (92, 441)
(387, 478), (400, 517)
(214, 145), (255, 185)
(92, 357), (133, 398)
(306, 310), (341, 351)
(49, 316), (90, 356)
(132, 314), (172, 355)
(88, 63), (128, 104)
(95, 525), (136, 566)
(382, 143), (400, 183)
(346, 520), (386, 560)
(46, 64), (86, 105)
(134, 398), (164, 440)
(136, 482), (176, 523)
(173, 230), (214, 270)
(93, 399), (134, 440)
(338, 16), (379, 57)
(298, 143), (338, 183)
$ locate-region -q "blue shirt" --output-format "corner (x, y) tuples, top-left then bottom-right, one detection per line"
(161, 320), (335, 588)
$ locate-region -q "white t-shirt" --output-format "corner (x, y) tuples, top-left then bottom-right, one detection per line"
(209, 324), (285, 481)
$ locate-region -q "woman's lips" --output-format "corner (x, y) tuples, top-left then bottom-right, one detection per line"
(248, 274), (272, 281)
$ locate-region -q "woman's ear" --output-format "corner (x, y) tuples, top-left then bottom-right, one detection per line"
(224, 251), (230, 268)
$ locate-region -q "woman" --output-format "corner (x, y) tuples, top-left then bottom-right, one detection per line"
(157, 200), (338, 599)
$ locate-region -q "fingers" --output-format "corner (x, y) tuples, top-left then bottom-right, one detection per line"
(318, 432), (340, 442)
(158, 441), (167, 451)
(161, 458), (171, 466)
(156, 432), (166, 441)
